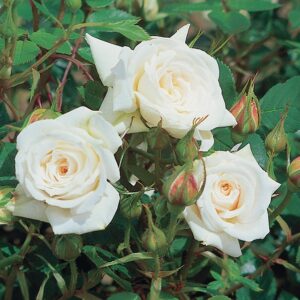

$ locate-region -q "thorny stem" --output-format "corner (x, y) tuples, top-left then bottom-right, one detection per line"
(269, 190), (293, 224)
(224, 232), (300, 295)
(56, 29), (85, 112)
(180, 239), (199, 281)
(148, 255), (161, 300)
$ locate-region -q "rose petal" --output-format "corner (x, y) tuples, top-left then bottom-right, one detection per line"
(46, 183), (119, 234)
(85, 34), (122, 85)
(184, 205), (242, 257)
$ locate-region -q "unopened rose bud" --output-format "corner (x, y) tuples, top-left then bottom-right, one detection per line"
(176, 117), (207, 165)
(230, 81), (260, 139)
(0, 5), (17, 38)
(65, 0), (82, 11)
(120, 193), (142, 220)
(265, 113), (287, 155)
(147, 121), (170, 150)
(176, 131), (199, 165)
(142, 0), (159, 21)
(163, 161), (204, 207)
(52, 234), (83, 261)
(142, 206), (167, 256)
(23, 109), (60, 127)
(288, 157), (300, 192)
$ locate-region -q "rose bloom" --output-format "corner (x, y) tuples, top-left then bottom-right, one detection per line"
(183, 145), (280, 257)
(86, 24), (236, 151)
(12, 107), (122, 235)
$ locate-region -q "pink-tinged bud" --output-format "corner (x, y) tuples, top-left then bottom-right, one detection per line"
(163, 161), (204, 207)
(23, 109), (60, 127)
(230, 81), (260, 136)
(265, 112), (287, 155)
(288, 157), (300, 192)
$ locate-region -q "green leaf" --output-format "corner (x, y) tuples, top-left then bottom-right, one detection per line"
(108, 292), (141, 300)
(35, 254), (68, 296)
(288, 7), (300, 29)
(0, 102), (10, 127)
(87, 9), (137, 23)
(89, 21), (150, 42)
(0, 143), (17, 178)
(241, 134), (268, 168)
(228, 0), (281, 12)
(36, 274), (50, 300)
(212, 128), (235, 151)
(82, 246), (132, 291)
(260, 76), (300, 133)
(29, 69), (40, 103)
(78, 47), (94, 63)
(83, 81), (104, 110)
(209, 11), (251, 34)
(16, 270), (30, 300)
(217, 59), (237, 109)
(161, 2), (221, 14)
(13, 41), (40, 65)
(30, 31), (71, 55)
(98, 252), (154, 268)
(87, 0), (115, 8)
(208, 296), (231, 300)
(275, 258), (300, 273)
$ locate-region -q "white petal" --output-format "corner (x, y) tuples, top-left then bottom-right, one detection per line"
(218, 110), (237, 127)
(88, 113), (122, 153)
(225, 212), (270, 241)
(184, 206), (242, 257)
(194, 130), (214, 151)
(171, 24), (190, 42)
(46, 183), (119, 234)
(101, 88), (147, 135)
(85, 34), (122, 85)
(12, 185), (48, 223)
(99, 148), (120, 183)
(57, 106), (94, 127)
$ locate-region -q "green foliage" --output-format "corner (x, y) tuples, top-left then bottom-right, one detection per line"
(1, 0), (300, 299)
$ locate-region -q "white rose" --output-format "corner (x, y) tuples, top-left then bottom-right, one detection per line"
(86, 24), (236, 151)
(183, 145), (280, 257)
(12, 107), (122, 235)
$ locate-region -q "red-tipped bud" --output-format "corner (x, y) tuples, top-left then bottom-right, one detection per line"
(230, 81), (260, 137)
(23, 109), (60, 127)
(265, 113), (287, 155)
(288, 157), (300, 192)
(163, 161), (204, 207)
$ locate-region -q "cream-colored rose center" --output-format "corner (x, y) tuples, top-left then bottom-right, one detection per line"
(212, 177), (242, 215)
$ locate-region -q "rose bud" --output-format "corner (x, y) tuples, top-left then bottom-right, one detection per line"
(230, 81), (260, 141)
(52, 234), (83, 261)
(142, 0), (159, 21)
(163, 161), (204, 207)
(265, 112), (287, 155)
(142, 206), (167, 256)
(120, 193), (143, 220)
(23, 109), (60, 127)
(288, 157), (300, 192)
(65, 0), (82, 11)
(176, 117), (208, 165)
(147, 121), (170, 150)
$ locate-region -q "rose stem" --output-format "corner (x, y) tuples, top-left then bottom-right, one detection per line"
(180, 239), (199, 281)
(148, 255), (161, 300)
(269, 190), (293, 224)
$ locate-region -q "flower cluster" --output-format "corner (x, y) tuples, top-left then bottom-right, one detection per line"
(11, 25), (280, 257)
